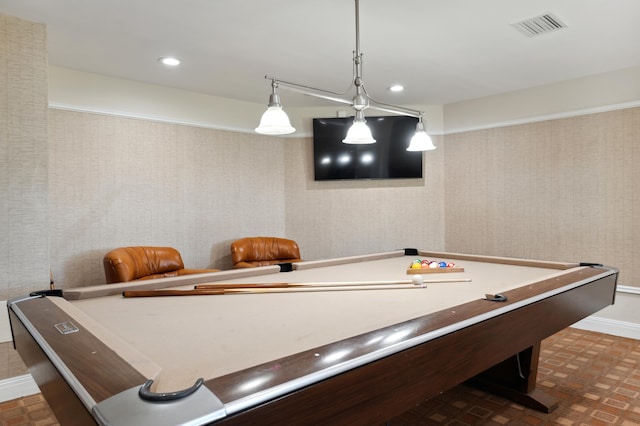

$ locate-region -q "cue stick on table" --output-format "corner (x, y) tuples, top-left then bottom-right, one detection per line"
(122, 275), (471, 297)
(193, 277), (472, 290)
(123, 289), (225, 297)
(124, 285), (423, 298)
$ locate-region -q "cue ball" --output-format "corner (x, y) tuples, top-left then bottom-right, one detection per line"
(412, 275), (425, 287)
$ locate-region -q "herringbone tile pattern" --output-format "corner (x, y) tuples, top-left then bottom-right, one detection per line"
(388, 328), (640, 425)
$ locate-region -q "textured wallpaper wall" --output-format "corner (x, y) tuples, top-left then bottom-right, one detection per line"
(47, 112), (446, 288)
(0, 15), (49, 301)
(48, 110), (287, 287)
(444, 107), (639, 286)
(17, 105), (640, 291)
(283, 136), (446, 261)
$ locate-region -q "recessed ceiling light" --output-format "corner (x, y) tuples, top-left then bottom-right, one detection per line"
(388, 84), (404, 92)
(158, 57), (180, 66)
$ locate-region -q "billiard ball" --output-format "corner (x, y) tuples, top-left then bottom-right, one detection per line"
(411, 274), (425, 287)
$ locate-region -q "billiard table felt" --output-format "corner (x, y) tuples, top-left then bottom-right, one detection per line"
(55, 255), (578, 393)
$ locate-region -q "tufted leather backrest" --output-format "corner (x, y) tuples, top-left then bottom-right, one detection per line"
(103, 246), (185, 283)
(230, 237), (302, 268)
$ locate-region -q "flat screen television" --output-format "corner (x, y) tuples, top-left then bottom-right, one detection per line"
(312, 115), (422, 180)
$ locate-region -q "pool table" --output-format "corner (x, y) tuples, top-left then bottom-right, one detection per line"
(8, 249), (618, 426)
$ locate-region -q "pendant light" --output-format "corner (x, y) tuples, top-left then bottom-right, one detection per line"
(256, 0), (434, 151)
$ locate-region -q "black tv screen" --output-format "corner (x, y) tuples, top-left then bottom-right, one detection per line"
(313, 115), (422, 180)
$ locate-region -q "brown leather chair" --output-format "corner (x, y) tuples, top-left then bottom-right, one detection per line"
(230, 237), (302, 268)
(103, 246), (219, 283)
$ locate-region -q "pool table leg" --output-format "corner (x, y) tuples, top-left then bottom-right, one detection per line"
(466, 343), (558, 413)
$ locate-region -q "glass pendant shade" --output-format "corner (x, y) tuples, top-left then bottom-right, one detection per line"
(406, 120), (435, 151)
(342, 113), (376, 144)
(255, 105), (295, 135)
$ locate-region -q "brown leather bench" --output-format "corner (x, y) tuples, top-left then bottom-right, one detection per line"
(230, 237), (302, 268)
(103, 246), (219, 283)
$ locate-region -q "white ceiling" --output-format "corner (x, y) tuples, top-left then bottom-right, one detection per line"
(1, 0), (640, 108)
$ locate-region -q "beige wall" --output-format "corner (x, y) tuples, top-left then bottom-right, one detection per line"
(444, 108), (640, 287)
(283, 136), (446, 260)
(444, 66), (640, 134)
(440, 66), (640, 335)
(49, 66), (446, 138)
(48, 110), (287, 287)
(46, 111), (444, 288)
(0, 15), (49, 302)
(48, 66), (269, 135)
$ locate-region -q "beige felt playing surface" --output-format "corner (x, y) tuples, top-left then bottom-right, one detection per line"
(60, 253), (579, 392)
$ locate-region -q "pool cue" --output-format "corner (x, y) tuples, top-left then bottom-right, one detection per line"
(194, 277), (471, 290)
(122, 283), (440, 298)
(196, 283), (290, 289)
(123, 289), (225, 297)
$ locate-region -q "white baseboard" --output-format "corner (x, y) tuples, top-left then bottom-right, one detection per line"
(572, 316), (640, 340)
(0, 374), (39, 403)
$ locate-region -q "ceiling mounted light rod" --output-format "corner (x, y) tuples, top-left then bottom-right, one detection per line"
(365, 101), (422, 118)
(265, 75), (423, 118)
(256, 0), (435, 151)
(264, 76), (354, 106)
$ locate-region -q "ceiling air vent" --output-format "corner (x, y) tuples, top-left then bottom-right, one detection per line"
(511, 13), (567, 37)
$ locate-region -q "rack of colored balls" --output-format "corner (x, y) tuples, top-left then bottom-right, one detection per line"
(410, 259), (456, 270)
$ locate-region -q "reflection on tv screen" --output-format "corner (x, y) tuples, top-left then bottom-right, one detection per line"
(313, 116), (423, 181)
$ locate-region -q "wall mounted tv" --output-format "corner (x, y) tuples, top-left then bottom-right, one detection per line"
(312, 115), (422, 181)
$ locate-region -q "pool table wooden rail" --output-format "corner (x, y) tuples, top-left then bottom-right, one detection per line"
(9, 296), (145, 425)
(210, 266), (617, 424)
(418, 250), (584, 269)
(8, 251), (618, 425)
(63, 265), (283, 300)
